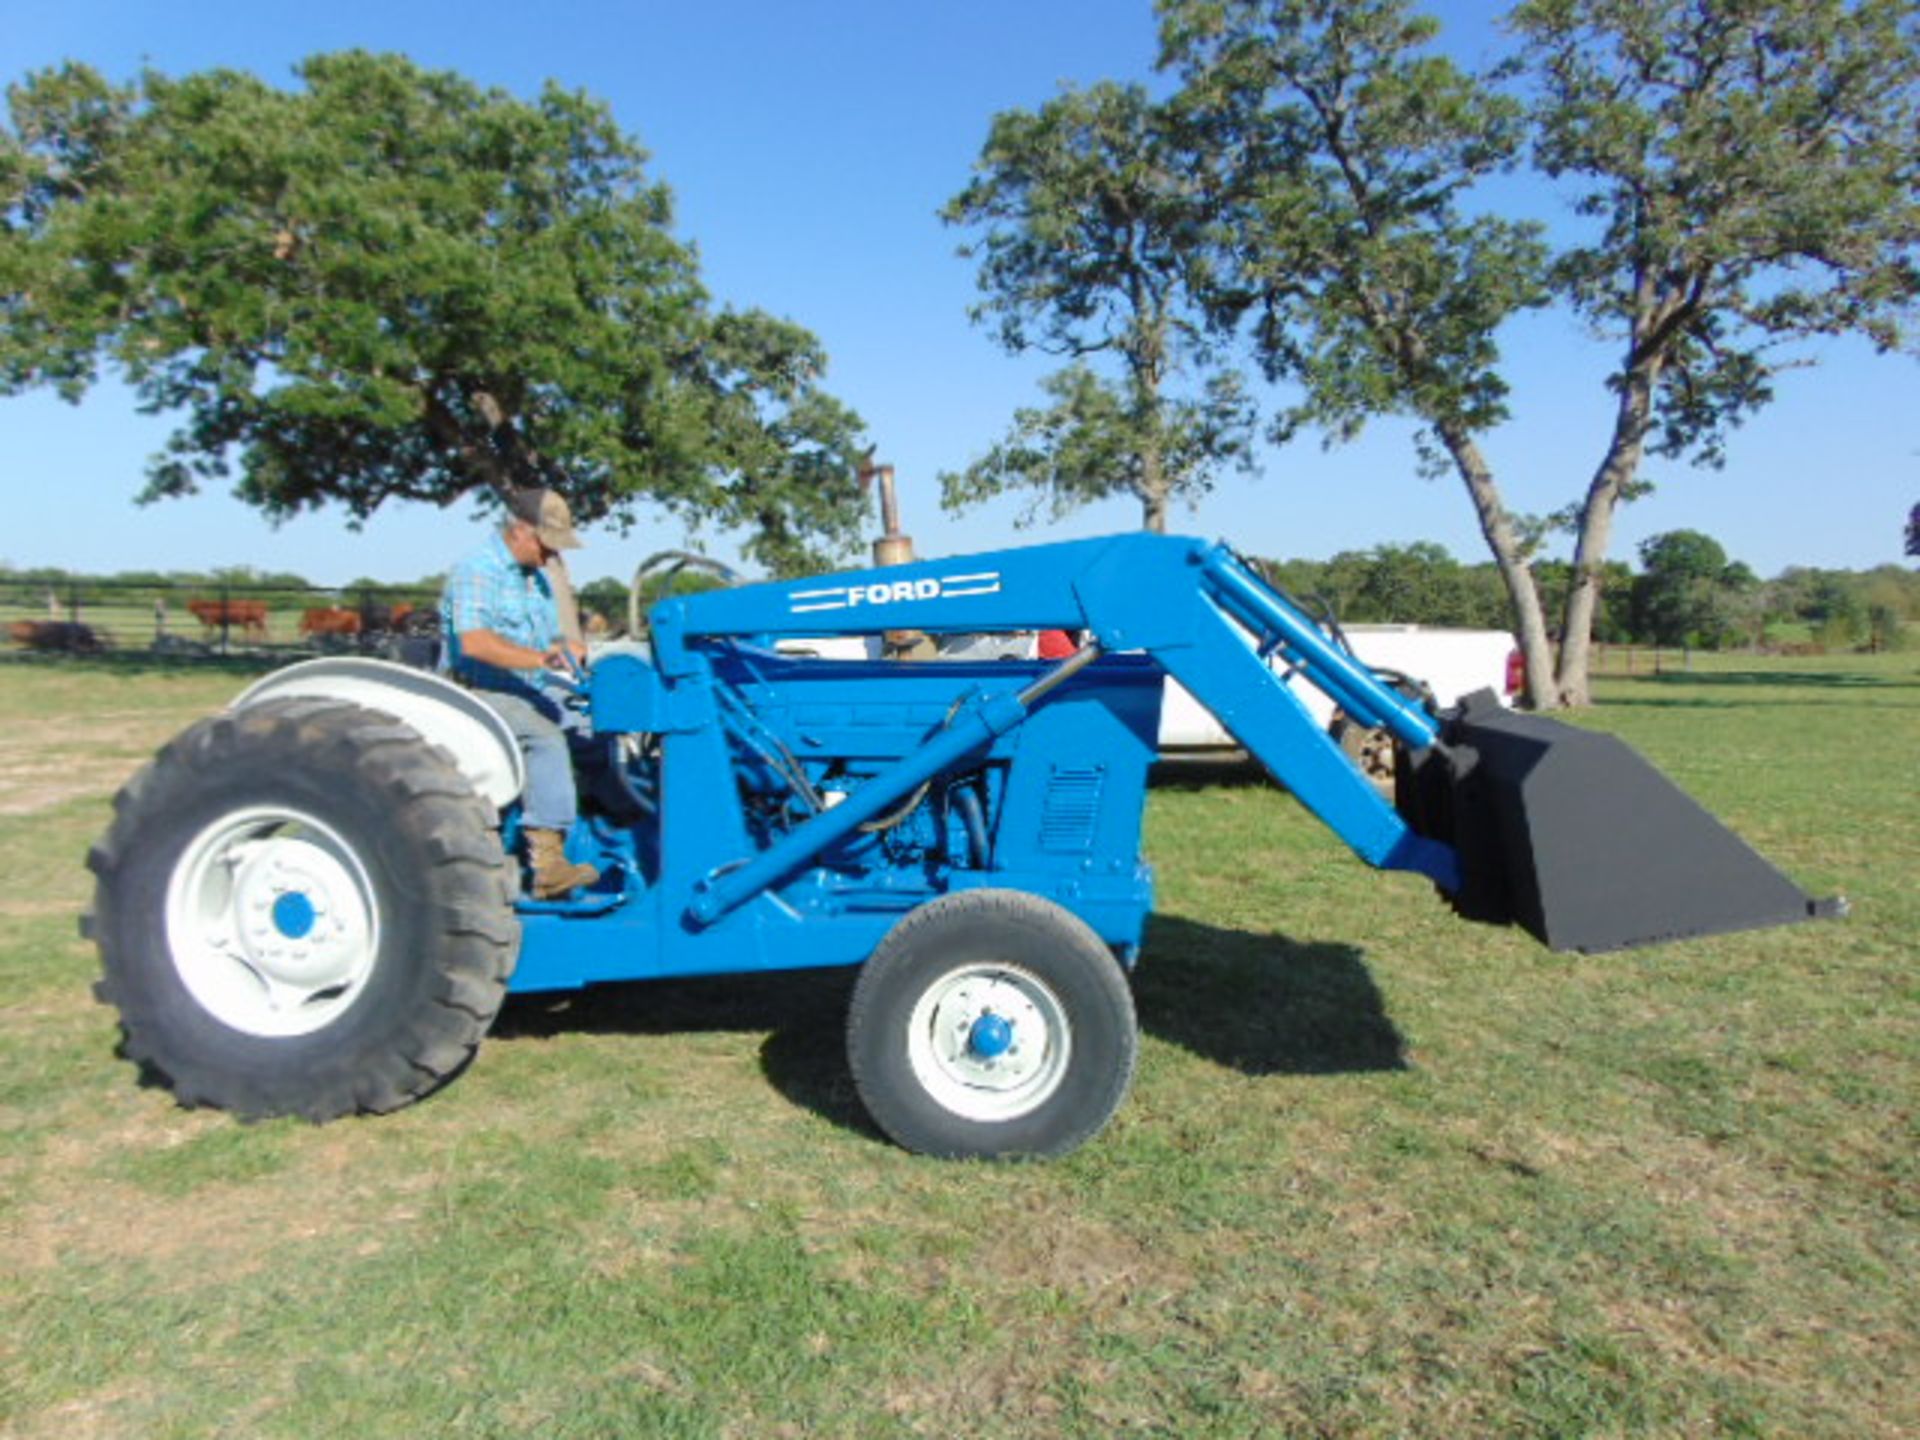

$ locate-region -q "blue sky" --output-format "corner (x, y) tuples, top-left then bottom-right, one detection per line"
(2, 0), (1913, 587)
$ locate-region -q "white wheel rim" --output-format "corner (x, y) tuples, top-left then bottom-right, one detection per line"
(905, 962), (1072, 1123)
(164, 805), (381, 1037)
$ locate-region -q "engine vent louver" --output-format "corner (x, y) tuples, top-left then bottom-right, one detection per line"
(1040, 765), (1103, 854)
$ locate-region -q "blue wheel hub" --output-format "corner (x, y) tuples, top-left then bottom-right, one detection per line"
(271, 890), (318, 940)
(967, 1012), (1013, 1059)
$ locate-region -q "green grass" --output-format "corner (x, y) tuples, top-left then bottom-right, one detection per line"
(2, 652), (1915, 1437)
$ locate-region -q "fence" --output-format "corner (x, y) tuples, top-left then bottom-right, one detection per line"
(1588, 644), (1704, 677)
(1, 578), (443, 661)
(3, 582), (1857, 671)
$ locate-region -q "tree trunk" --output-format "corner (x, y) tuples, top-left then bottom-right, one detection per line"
(1133, 363), (1170, 534)
(543, 554), (584, 649)
(1141, 487), (1169, 533)
(1555, 361), (1658, 707)
(1137, 433), (1169, 534)
(1435, 420), (1557, 709)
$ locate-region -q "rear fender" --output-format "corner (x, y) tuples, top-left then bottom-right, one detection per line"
(231, 658), (525, 810)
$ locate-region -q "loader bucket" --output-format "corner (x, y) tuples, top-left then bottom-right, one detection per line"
(1401, 691), (1840, 954)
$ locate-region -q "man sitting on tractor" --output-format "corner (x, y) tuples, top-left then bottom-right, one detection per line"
(439, 488), (601, 900)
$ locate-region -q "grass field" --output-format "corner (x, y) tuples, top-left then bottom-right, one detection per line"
(2, 652), (1914, 1437)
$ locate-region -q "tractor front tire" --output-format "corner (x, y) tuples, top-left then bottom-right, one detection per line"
(87, 698), (519, 1120)
(847, 890), (1137, 1159)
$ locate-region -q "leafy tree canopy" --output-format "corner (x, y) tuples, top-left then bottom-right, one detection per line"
(1628, 528), (1748, 646)
(941, 80), (1255, 532)
(1159, 0), (1562, 702)
(940, 362), (1254, 531)
(1515, 0), (1920, 467)
(1162, 0), (1550, 445)
(1512, 0), (1920, 696)
(0, 53), (868, 574)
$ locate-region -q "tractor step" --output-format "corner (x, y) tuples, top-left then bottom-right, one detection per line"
(513, 866), (633, 918)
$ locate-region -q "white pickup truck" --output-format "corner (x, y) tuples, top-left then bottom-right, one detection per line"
(1160, 622), (1520, 749)
(784, 623), (1519, 779)
(1157, 622), (1520, 786)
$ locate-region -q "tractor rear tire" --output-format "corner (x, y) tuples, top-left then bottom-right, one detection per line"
(86, 698), (519, 1120)
(847, 890), (1137, 1159)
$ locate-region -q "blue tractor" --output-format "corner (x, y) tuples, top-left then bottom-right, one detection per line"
(85, 534), (1836, 1157)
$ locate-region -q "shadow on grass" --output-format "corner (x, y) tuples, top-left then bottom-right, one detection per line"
(495, 967), (876, 1137)
(491, 910), (1403, 1141)
(1148, 756), (1272, 791)
(1595, 665), (1920, 710)
(0, 651), (281, 680)
(1137, 913), (1406, 1076)
(1609, 666), (1919, 695)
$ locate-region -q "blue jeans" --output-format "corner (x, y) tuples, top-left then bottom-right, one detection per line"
(471, 687), (585, 832)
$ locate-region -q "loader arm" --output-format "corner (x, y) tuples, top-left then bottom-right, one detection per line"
(655, 533), (1463, 905)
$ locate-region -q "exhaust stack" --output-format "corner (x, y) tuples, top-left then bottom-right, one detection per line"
(868, 460), (914, 568)
(860, 458), (931, 658)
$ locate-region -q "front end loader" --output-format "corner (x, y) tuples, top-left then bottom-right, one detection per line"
(86, 533), (1837, 1157)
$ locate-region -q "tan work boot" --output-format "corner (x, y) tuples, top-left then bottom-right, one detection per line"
(525, 828), (600, 900)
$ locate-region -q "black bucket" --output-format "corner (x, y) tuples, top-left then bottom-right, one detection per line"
(1401, 691), (1841, 954)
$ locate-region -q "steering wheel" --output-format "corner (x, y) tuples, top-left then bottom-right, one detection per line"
(627, 550), (744, 637)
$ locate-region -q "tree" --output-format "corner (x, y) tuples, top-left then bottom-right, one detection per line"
(1159, 0), (1562, 704)
(1801, 570), (1868, 649)
(0, 53), (868, 575)
(1862, 567), (1908, 650)
(1257, 542), (1518, 627)
(1907, 502), (1920, 559)
(942, 81), (1256, 533)
(1535, 557), (1637, 642)
(1349, 541), (1460, 622)
(1512, 0), (1920, 701)
(1629, 528), (1752, 647)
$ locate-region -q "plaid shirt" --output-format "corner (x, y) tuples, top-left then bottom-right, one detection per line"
(440, 530), (561, 693)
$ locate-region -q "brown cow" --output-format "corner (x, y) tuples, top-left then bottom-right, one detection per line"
(187, 598), (270, 640)
(355, 600), (417, 633)
(8, 619), (106, 652)
(299, 607), (363, 638)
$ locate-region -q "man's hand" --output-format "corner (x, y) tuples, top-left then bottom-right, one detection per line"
(543, 643), (586, 679)
(457, 628), (565, 674)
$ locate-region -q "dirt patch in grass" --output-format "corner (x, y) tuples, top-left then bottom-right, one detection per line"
(879, 1349), (1082, 1434)
(0, 707), (200, 817)
(0, 757), (140, 818)
(8, 1113), (427, 1284)
(1, 1381), (154, 1440)
(985, 1200), (1193, 1314)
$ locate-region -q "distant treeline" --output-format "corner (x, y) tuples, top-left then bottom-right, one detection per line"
(6, 534), (1917, 651)
(1261, 535), (1917, 651)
